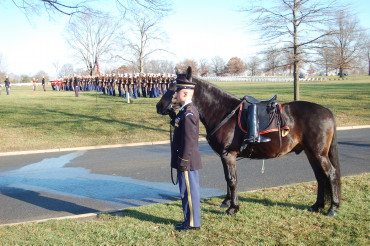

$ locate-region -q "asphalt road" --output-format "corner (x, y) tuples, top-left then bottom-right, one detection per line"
(0, 128), (369, 225)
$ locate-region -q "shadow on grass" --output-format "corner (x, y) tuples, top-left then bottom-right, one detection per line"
(239, 196), (309, 211)
(121, 204), (182, 225)
(201, 195), (309, 215)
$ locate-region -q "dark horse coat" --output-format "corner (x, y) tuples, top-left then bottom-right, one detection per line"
(157, 67), (341, 216)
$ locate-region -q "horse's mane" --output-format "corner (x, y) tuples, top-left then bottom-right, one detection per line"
(193, 77), (239, 102)
(191, 77), (240, 133)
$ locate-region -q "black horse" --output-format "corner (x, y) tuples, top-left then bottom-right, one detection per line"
(156, 67), (341, 216)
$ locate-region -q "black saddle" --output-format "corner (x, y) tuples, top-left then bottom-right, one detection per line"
(242, 94), (277, 105)
(241, 95), (279, 133)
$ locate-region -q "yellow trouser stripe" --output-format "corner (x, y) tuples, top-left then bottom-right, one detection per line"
(184, 171), (194, 227)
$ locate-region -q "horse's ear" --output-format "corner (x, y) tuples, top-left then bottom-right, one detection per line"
(186, 66), (192, 80)
(175, 67), (179, 75)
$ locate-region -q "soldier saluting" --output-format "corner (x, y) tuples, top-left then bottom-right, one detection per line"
(171, 74), (202, 231)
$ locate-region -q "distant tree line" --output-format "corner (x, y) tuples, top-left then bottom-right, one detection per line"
(1, 0), (369, 86)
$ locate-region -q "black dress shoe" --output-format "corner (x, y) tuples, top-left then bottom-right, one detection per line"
(175, 222), (185, 228)
(175, 223), (200, 231)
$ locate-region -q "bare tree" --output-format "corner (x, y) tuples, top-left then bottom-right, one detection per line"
(211, 56), (226, 76)
(65, 9), (119, 76)
(118, 13), (168, 73)
(33, 70), (49, 81)
(261, 46), (283, 75)
(365, 33), (370, 76)
(225, 57), (247, 75)
(243, 0), (344, 100)
(198, 59), (211, 77)
(11, 0), (170, 16)
(116, 0), (171, 16)
(246, 56), (260, 76)
(316, 38), (334, 76)
(58, 63), (74, 77)
(324, 11), (366, 78)
(145, 59), (175, 73)
(10, 0), (87, 15)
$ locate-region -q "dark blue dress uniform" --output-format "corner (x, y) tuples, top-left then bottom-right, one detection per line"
(171, 102), (202, 229)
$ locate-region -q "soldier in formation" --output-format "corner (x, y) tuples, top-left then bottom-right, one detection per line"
(56, 73), (176, 99)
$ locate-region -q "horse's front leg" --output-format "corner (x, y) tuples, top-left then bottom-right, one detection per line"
(220, 152), (239, 215)
(220, 185), (231, 208)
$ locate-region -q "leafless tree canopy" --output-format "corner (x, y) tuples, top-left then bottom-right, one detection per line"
(118, 13), (168, 73)
(11, 0), (171, 16)
(65, 9), (119, 76)
(10, 0), (89, 15)
(198, 59), (210, 77)
(246, 56), (260, 76)
(325, 11), (365, 77)
(211, 56), (226, 76)
(365, 33), (370, 75)
(145, 59), (174, 74)
(243, 0), (345, 100)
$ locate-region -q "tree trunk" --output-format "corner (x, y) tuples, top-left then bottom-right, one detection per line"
(293, 61), (299, 101)
(293, 1), (299, 101)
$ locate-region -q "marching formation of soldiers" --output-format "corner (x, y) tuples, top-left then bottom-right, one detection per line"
(52, 73), (177, 99)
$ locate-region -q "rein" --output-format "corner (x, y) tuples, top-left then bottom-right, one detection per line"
(206, 100), (244, 140)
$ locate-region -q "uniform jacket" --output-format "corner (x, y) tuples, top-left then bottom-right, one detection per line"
(171, 102), (202, 171)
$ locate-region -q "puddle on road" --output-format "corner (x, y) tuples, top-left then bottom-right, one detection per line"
(0, 152), (223, 207)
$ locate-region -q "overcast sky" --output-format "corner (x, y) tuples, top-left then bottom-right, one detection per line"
(0, 0), (369, 77)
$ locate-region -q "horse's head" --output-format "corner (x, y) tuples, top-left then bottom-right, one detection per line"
(156, 66), (194, 116)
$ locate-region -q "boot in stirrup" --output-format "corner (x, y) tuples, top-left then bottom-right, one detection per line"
(240, 104), (270, 152)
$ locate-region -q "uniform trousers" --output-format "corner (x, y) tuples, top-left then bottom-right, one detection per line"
(177, 170), (201, 228)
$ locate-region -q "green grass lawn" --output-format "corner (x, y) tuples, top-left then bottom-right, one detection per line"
(0, 173), (368, 245)
(0, 76), (369, 152)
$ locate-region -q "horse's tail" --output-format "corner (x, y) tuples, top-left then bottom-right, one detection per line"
(328, 122), (341, 205)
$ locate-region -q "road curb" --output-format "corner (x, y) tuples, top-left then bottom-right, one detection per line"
(0, 126), (369, 157)
(0, 209), (127, 227)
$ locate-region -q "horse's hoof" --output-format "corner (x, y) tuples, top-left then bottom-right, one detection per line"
(225, 206), (239, 215)
(309, 204), (324, 212)
(325, 210), (337, 216)
(220, 203), (229, 208)
(220, 200), (230, 208)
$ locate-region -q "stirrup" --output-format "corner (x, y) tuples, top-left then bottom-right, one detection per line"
(245, 135), (271, 144)
(257, 135), (271, 143)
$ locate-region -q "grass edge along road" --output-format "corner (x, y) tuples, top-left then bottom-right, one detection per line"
(0, 77), (369, 152)
(0, 173), (368, 245)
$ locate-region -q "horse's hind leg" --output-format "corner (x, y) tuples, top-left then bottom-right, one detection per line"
(220, 186), (231, 208)
(220, 152), (239, 215)
(305, 153), (325, 212)
(305, 150), (340, 216)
